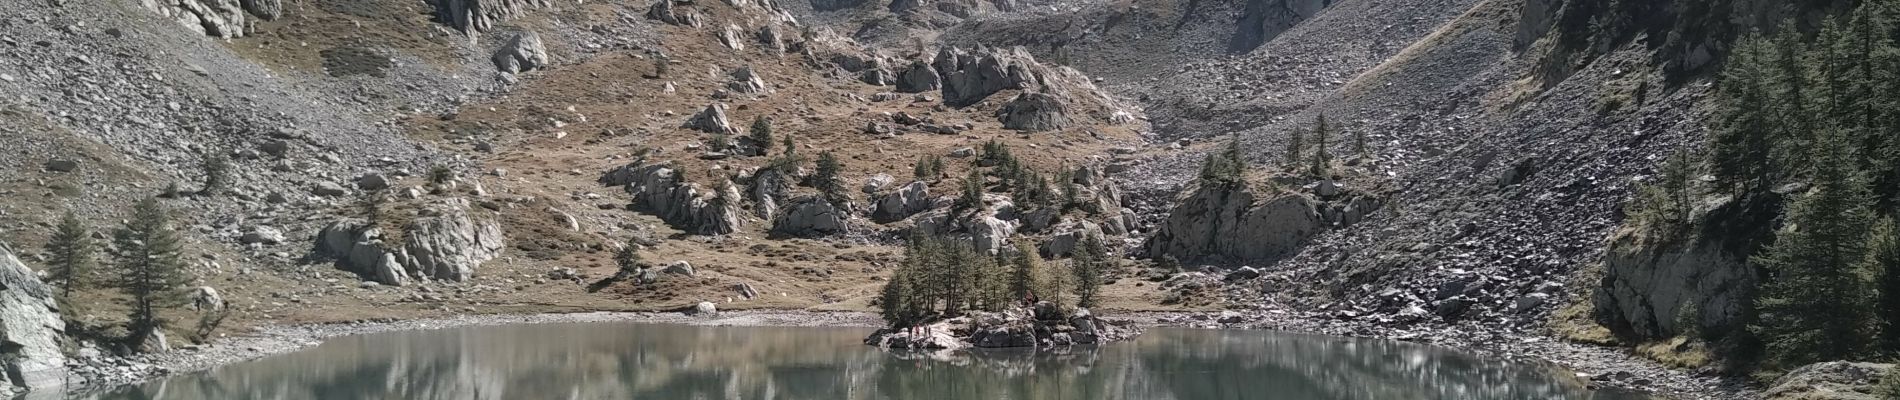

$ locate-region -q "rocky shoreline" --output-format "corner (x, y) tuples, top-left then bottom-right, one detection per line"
(45, 308), (1756, 399)
(864, 304), (1143, 351)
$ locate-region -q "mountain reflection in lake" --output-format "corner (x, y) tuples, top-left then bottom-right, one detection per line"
(78, 323), (1645, 400)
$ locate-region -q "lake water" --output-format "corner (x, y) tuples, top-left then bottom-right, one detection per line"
(76, 323), (1645, 400)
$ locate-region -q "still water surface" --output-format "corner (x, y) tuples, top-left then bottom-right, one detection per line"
(81, 323), (1645, 400)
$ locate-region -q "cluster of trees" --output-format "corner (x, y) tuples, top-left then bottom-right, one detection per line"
(1201, 114), (1364, 188)
(1634, 1), (1900, 371)
(941, 140), (1089, 215)
(42, 197), (198, 351)
(877, 233), (1114, 328)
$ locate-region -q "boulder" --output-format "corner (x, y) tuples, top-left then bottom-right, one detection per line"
(645, 0), (704, 26)
(1764, 362), (1894, 400)
(1039, 221), (1101, 258)
(492, 31), (550, 74)
(895, 60), (941, 93)
(315, 198), (504, 285)
(683, 103), (740, 134)
(970, 214), (1017, 255)
(139, 0), (262, 38)
(42, 159), (78, 172)
(1143, 185), (1321, 263)
(313, 182), (349, 197)
(862, 173), (895, 194)
(1223, 266), (1261, 281)
(932, 46), (1044, 107)
(664, 260), (695, 276)
(355, 173), (390, 190)
(689, 301), (718, 316)
(726, 66), (768, 94)
(190, 286), (225, 312)
(772, 196), (849, 237)
(239, 225), (286, 245)
(734, 282), (761, 299)
(996, 92), (1070, 132)
(861, 68), (895, 86)
(873, 181), (931, 222)
(0, 242), (67, 393)
(719, 24), (746, 51)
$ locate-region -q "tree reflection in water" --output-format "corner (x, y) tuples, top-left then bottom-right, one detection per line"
(72, 324), (1647, 400)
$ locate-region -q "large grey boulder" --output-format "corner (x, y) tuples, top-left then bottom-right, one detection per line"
(932, 46), (1045, 107)
(996, 92), (1070, 132)
(1143, 185), (1322, 263)
(772, 196), (849, 237)
(0, 242), (67, 394)
(873, 181), (931, 222)
(492, 32), (550, 74)
(1595, 193), (1779, 341)
(434, 0), (551, 34)
(612, 163), (743, 235)
(316, 198), (505, 285)
(139, 0), (259, 38)
(683, 103), (740, 134)
(645, 0), (704, 27)
(726, 66), (768, 94)
(1763, 362), (1893, 400)
(1040, 221), (1103, 258)
(895, 60), (941, 93)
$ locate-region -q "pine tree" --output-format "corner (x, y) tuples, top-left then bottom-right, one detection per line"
(749, 116), (774, 156)
(1009, 241), (1043, 302)
(1867, 217), (1900, 353)
(200, 152), (231, 196)
(112, 197), (192, 350)
(1311, 115), (1332, 177)
(880, 267), (917, 328)
(1199, 134), (1246, 187)
(913, 155), (942, 181)
(44, 211), (95, 299)
(1750, 130), (1874, 367)
(814, 151), (847, 206)
(1284, 126), (1306, 169)
(955, 169), (985, 213)
(1710, 35), (1779, 193)
(1070, 234), (1107, 308)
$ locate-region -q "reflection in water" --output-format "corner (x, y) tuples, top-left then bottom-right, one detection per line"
(75, 324), (1646, 400)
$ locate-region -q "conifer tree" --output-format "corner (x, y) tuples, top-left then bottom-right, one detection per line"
(749, 116), (774, 156)
(1750, 131), (1874, 367)
(44, 211), (95, 299)
(1199, 134), (1246, 187)
(955, 169), (985, 213)
(112, 197), (192, 350)
(1284, 126), (1305, 169)
(1710, 35), (1779, 193)
(1866, 217), (1900, 353)
(1311, 115), (1333, 177)
(814, 151), (847, 206)
(880, 267), (918, 328)
(1009, 241), (1043, 301)
(1070, 234), (1107, 308)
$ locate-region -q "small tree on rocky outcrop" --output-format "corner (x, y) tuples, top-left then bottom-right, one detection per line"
(1751, 134), (1873, 368)
(813, 151), (847, 206)
(1629, 150), (1698, 232)
(44, 211), (95, 299)
(1199, 134), (1245, 188)
(1070, 234), (1108, 308)
(111, 197), (191, 351)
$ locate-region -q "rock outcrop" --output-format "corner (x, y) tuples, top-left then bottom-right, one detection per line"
(608, 163), (744, 235)
(316, 198), (505, 285)
(0, 242), (68, 395)
(683, 103), (740, 134)
(772, 196), (850, 237)
(996, 92), (1070, 132)
(726, 66), (768, 94)
(1144, 184), (1322, 263)
(872, 181), (932, 222)
(895, 61), (942, 93)
(1763, 362), (1894, 400)
(492, 32), (550, 74)
(434, 0), (551, 34)
(139, 0), (279, 38)
(932, 46), (1045, 107)
(646, 0), (705, 27)
(1595, 193), (1780, 340)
